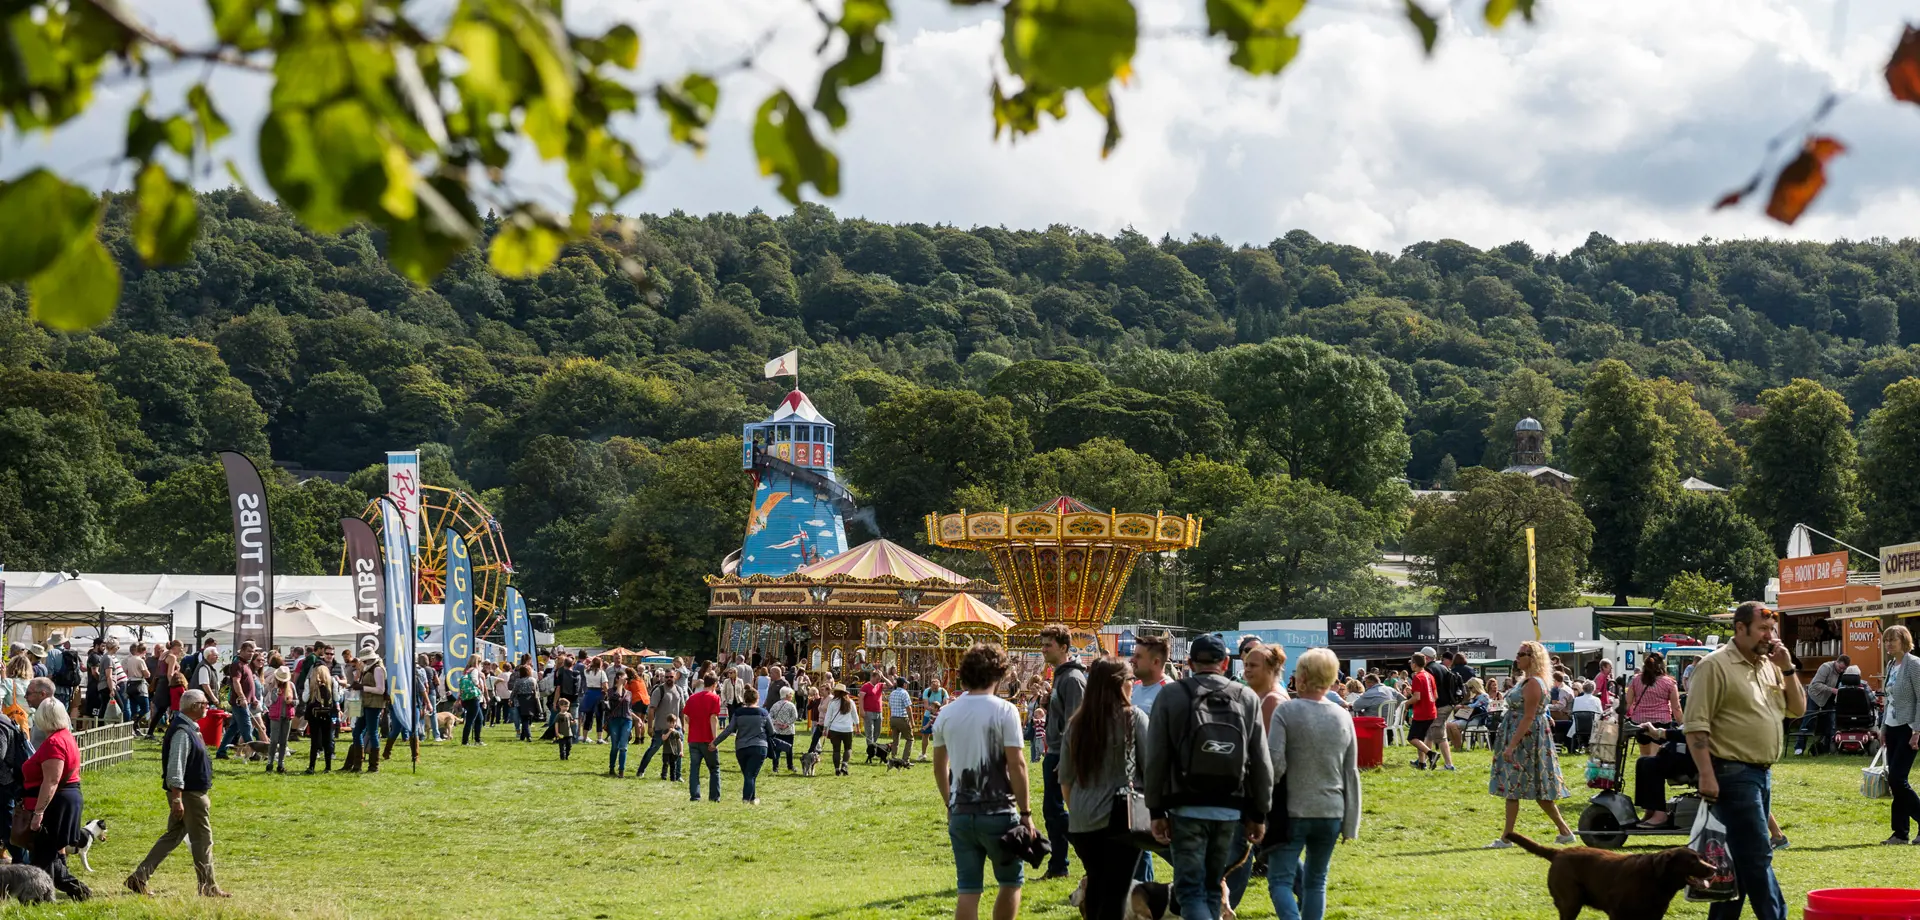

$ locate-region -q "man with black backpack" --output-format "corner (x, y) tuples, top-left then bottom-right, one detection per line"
(1144, 634), (1271, 920)
(45, 634), (80, 710)
(1420, 647), (1459, 772)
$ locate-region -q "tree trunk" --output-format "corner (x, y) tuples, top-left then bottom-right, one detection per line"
(1613, 591), (1628, 607)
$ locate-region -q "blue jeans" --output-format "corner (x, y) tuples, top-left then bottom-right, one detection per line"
(1040, 752), (1069, 874)
(688, 742), (720, 801)
(1169, 817), (1239, 920)
(608, 719), (632, 773)
(1269, 818), (1341, 920)
(948, 812), (1023, 894)
(1707, 761), (1786, 920)
(216, 702), (253, 756)
(737, 745), (767, 801)
(636, 729), (669, 776)
(354, 707), (382, 751)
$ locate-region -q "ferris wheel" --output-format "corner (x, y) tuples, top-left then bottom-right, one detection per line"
(348, 485), (516, 639)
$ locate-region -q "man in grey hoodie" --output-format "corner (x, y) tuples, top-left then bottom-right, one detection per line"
(1040, 623), (1087, 880)
(1143, 634), (1271, 920)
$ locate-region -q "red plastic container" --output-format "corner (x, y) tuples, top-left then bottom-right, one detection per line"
(1354, 716), (1385, 770)
(197, 709), (230, 748)
(1808, 888), (1920, 919)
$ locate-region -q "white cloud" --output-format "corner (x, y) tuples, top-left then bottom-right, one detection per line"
(10, 0), (1920, 254)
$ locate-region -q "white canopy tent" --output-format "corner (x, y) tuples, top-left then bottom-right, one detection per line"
(2, 573), (378, 650)
(7, 577), (173, 645)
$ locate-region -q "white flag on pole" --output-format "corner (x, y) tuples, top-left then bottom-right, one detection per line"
(764, 350), (799, 379)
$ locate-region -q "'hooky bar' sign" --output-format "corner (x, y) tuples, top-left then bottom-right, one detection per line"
(218, 451), (273, 649)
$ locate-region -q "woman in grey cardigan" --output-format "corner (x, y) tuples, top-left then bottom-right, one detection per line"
(1058, 657), (1148, 920)
(1267, 648), (1361, 920)
(1881, 625), (1920, 844)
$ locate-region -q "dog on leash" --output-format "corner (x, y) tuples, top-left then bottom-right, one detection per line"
(865, 741), (893, 765)
(67, 819), (106, 873)
(1505, 832), (1715, 920)
(886, 755), (914, 771)
(0, 864), (54, 903)
(800, 751), (820, 776)
(436, 711), (457, 739)
(1067, 844), (1244, 920)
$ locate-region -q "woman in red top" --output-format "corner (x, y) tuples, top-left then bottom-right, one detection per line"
(23, 693), (90, 900)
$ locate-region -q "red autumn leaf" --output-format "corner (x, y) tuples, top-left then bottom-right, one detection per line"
(1888, 25), (1920, 104)
(1713, 176), (1759, 210)
(1764, 135), (1846, 225)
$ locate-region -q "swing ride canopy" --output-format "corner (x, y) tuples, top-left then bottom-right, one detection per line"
(911, 593), (1016, 633)
(925, 497), (1202, 635)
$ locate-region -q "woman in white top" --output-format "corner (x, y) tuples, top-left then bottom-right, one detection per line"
(490, 667), (511, 725)
(823, 684), (859, 776)
(123, 644), (151, 728)
(0, 655), (30, 729)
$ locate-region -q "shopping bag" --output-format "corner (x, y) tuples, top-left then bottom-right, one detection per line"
(1685, 803), (1740, 902)
(1863, 746), (1892, 799)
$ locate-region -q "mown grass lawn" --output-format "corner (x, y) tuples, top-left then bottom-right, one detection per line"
(27, 730), (1897, 919)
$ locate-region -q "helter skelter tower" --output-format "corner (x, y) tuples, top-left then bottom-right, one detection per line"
(925, 496), (1202, 647)
(730, 389), (852, 577)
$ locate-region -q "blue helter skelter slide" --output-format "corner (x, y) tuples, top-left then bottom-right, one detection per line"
(733, 389), (852, 577)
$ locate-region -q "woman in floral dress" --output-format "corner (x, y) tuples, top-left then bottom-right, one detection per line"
(1486, 640), (1574, 848)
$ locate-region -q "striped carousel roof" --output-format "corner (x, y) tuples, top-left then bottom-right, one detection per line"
(911, 592), (1016, 632)
(794, 538), (970, 585)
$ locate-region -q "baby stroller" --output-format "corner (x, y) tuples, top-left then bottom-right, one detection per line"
(1832, 677), (1879, 756)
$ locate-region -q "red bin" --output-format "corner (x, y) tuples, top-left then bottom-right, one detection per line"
(1807, 889), (1920, 919)
(1354, 716), (1386, 770)
(197, 708), (230, 748)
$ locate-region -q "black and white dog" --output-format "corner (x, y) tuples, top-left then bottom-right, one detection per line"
(67, 819), (106, 873)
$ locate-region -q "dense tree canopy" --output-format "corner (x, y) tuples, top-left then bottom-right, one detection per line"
(12, 195), (1920, 644)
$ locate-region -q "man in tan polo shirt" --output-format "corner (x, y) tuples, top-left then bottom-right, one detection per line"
(1683, 601), (1804, 920)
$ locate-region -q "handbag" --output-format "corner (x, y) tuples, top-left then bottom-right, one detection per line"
(8, 807), (29, 847)
(1112, 716), (1156, 846)
(1863, 746), (1892, 799)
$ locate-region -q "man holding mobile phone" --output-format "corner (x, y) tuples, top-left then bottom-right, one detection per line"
(1682, 601), (1805, 920)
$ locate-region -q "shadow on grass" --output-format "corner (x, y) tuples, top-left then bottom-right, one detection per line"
(791, 888), (960, 919)
(1778, 843), (1884, 853)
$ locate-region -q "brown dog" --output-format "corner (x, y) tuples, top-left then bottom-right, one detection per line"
(1506, 833), (1715, 920)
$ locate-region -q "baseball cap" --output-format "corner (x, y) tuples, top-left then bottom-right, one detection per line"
(1419, 646), (1438, 659)
(1190, 634), (1228, 664)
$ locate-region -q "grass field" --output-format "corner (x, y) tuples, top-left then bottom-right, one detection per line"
(31, 729), (1893, 919)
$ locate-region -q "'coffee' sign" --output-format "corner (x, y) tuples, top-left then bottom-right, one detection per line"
(1778, 551), (1849, 592)
(1329, 616), (1439, 645)
(1882, 541), (1920, 590)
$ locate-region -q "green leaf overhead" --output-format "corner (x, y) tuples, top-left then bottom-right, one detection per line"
(131, 164), (201, 265)
(815, 0), (892, 129)
(657, 74), (720, 150)
(753, 91), (840, 202)
(1405, 0), (1439, 55)
(28, 230), (118, 332)
(0, 170), (98, 281)
(1004, 0), (1139, 90)
(1206, 0), (1306, 75)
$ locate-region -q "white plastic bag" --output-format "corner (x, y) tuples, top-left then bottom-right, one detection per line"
(1863, 746), (1892, 799)
(1686, 803), (1739, 902)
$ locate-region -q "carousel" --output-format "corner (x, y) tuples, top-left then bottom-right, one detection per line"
(706, 538), (1006, 674)
(926, 496), (1203, 654)
(881, 591), (1018, 683)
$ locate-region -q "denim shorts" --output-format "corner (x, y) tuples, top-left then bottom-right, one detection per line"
(948, 811), (1023, 894)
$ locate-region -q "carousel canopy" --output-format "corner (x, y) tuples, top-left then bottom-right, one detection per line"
(795, 538), (970, 585)
(912, 593), (1016, 632)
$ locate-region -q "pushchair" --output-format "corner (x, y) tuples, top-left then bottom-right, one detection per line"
(1832, 680), (1880, 756)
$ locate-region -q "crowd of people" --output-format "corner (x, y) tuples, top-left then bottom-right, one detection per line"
(0, 598), (1830, 919)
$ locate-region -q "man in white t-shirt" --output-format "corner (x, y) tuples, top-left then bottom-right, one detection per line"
(932, 644), (1033, 920)
(1569, 681), (1604, 753)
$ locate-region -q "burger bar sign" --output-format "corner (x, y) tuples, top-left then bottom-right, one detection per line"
(1330, 616), (1440, 646)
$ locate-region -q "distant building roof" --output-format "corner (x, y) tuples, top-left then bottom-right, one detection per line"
(1500, 464), (1575, 482)
(1680, 476), (1726, 493)
(1515, 417), (1544, 432)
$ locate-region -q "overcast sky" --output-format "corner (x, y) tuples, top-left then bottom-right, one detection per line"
(9, 0), (1919, 255)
